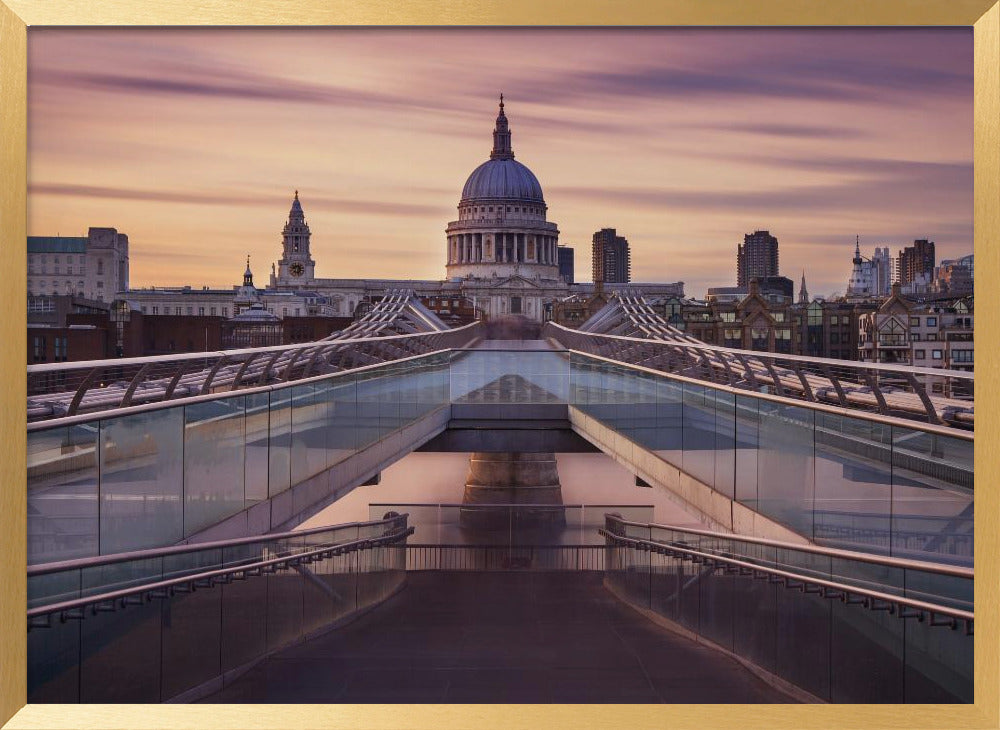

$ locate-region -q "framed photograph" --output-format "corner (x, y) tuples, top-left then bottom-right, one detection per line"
(2, 2), (997, 728)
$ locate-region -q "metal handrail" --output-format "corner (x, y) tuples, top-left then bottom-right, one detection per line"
(568, 348), (975, 442)
(27, 527), (414, 626)
(28, 514), (410, 576)
(546, 321), (974, 382)
(547, 319), (974, 429)
(604, 515), (974, 578)
(27, 344), (454, 432)
(369, 503), (654, 509)
(600, 529), (973, 631)
(27, 321), (480, 375)
(27, 317), (481, 424)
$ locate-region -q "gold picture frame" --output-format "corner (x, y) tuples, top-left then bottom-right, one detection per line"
(1, 1), (997, 728)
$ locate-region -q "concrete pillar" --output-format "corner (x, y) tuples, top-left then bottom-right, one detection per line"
(461, 452), (565, 532)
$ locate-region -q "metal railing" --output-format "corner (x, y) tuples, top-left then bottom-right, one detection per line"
(602, 514), (974, 703)
(406, 544), (605, 571)
(546, 317), (974, 430)
(27, 317), (480, 422)
(600, 530), (972, 631)
(27, 514), (413, 703)
(28, 514), (412, 611)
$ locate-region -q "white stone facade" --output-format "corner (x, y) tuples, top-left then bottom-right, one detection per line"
(27, 227), (129, 302)
(268, 98), (684, 321)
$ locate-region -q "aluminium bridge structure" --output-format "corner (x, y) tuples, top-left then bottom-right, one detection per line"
(22, 290), (976, 704)
(24, 509), (973, 704)
(27, 289), (473, 422)
(548, 290), (974, 429)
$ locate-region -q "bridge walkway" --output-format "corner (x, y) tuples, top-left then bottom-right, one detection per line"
(201, 572), (792, 704)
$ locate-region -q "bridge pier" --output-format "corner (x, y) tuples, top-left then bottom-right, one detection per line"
(460, 452), (565, 532)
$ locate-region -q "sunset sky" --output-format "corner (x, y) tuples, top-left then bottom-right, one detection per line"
(27, 28), (972, 298)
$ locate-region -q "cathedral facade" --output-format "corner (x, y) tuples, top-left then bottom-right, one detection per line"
(269, 98), (684, 321)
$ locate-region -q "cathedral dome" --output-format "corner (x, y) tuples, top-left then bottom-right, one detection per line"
(461, 159), (544, 203)
(459, 95), (545, 205)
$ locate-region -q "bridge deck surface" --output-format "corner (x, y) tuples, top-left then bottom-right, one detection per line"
(202, 572), (793, 703)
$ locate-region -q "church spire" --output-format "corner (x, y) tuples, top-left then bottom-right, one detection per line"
(289, 189), (304, 221)
(490, 93), (515, 161)
(798, 269), (809, 304)
(244, 254), (254, 287)
(853, 234), (862, 264)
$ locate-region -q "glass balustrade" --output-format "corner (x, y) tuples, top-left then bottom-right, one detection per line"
(27, 516), (409, 703)
(27, 347), (973, 567)
(603, 515), (973, 703)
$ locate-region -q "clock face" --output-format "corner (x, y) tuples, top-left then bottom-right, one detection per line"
(289, 262), (304, 277)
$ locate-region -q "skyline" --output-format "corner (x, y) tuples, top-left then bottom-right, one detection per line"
(27, 28), (973, 298)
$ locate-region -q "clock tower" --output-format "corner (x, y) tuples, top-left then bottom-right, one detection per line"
(274, 190), (315, 286)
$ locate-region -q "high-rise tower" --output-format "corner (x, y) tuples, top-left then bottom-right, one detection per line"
(737, 230), (779, 287)
(592, 228), (631, 283)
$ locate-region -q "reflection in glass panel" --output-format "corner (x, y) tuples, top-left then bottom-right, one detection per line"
(290, 383), (323, 486)
(355, 372), (382, 451)
(756, 402), (815, 537)
(28, 424), (100, 563)
(682, 383), (715, 487)
(734, 395), (759, 507)
(813, 413), (893, 555)
(244, 392), (270, 503)
(100, 409), (184, 554)
(326, 374), (357, 467)
(891, 426), (973, 564)
(268, 388), (292, 497)
(184, 397), (247, 537)
(713, 391), (736, 498)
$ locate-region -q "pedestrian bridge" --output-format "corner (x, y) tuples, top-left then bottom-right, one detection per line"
(24, 312), (975, 705)
(26, 510), (972, 704)
(28, 332), (973, 567)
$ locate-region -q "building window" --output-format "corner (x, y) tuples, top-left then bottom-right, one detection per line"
(953, 350), (974, 363)
(932, 349), (943, 360)
(152, 306), (159, 314)
(198, 307), (205, 316)
(96, 281), (104, 289)
(926, 317), (937, 327)
(210, 307), (217, 316)
(910, 333), (920, 341)
(830, 333), (840, 344)
(97, 260), (104, 275)
(927, 333), (937, 341)
(54, 337), (67, 362)
(910, 317), (920, 326)
(141, 306), (147, 313)
(186, 307), (193, 315)
(295, 308), (300, 316)
(223, 307), (229, 317)
(33, 336), (45, 362)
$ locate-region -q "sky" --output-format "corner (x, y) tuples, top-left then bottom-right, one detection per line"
(27, 28), (973, 298)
